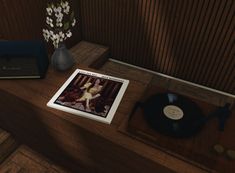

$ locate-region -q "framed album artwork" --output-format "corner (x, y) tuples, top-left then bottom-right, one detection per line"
(47, 69), (129, 124)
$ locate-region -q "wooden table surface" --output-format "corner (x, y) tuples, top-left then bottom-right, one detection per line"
(0, 42), (234, 173)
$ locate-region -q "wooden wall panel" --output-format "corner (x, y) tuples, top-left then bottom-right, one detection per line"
(0, 0), (81, 50)
(80, 0), (235, 94)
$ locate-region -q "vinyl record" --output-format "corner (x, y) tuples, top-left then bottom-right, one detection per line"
(143, 92), (205, 138)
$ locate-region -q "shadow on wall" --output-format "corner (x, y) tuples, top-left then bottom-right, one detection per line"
(79, 0), (235, 94)
(80, 0), (180, 73)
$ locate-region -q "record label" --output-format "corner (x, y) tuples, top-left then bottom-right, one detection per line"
(163, 105), (184, 120)
(143, 92), (204, 138)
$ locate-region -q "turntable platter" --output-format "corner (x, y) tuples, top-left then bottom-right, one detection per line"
(143, 92), (205, 138)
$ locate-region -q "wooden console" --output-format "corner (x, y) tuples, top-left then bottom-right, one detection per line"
(0, 41), (234, 173)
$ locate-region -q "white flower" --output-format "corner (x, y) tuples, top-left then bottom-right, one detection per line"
(46, 7), (53, 15)
(55, 12), (62, 19)
(58, 31), (65, 42)
(63, 5), (70, 14)
(46, 17), (53, 27)
(66, 30), (72, 38)
(52, 33), (59, 41)
(56, 12), (63, 22)
(56, 13), (63, 27)
(54, 7), (63, 21)
(61, 1), (69, 9)
(71, 18), (76, 26)
(52, 33), (60, 48)
(42, 29), (50, 42)
(49, 31), (54, 39)
(53, 42), (59, 48)
(46, 17), (51, 24)
(61, 1), (70, 14)
(53, 6), (62, 13)
(56, 22), (63, 27)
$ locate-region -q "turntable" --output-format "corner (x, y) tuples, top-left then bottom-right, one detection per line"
(124, 84), (235, 173)
(142, 92), (205, 138)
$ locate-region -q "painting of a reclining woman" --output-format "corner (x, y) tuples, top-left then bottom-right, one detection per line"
(55, 73), (123, 118)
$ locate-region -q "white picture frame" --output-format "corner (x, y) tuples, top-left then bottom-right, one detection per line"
(47, 69), (129, 124)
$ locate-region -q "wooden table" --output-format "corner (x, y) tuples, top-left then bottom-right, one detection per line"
(0, 41), (234, 173)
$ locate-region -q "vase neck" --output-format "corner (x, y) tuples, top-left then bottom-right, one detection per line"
(58, 43), (66, 49)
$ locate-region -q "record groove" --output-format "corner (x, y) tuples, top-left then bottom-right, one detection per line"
(143, 92), (205, 138)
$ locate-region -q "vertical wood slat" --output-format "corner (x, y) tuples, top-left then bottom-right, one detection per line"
(212, 0), (235, 91)
(167, 0), (188, 75)
(80, 0), (235, 94)
(0, 0), (45, 39)
(204, 0), (232, 85)
(193, 0), (225, 83)
(173, 0), (194, 75)
(0, 0), (81, 50)
(182, 0), (213, 80)
(152, 0), (164, 71)
(160, 1), (175, 73)
(164, 0), (181, 75)
(0, 0), (234, 94)
(179, 0), (206, 78)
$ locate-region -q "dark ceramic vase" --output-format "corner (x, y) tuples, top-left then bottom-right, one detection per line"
(51, 44), (75, 71)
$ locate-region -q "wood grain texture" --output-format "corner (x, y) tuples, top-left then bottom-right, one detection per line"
(0, 129), (19, 164)
(70, 41), (109, 69)
(0, 42), (234, 173)
(1, 0), (234, 93)
(0, 62), (230, 173)
(0, 67), (175, 173)
(0, 145), (69, 173)
(0, 42), (208, 173)
(79, 0), (235, 94)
